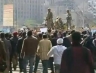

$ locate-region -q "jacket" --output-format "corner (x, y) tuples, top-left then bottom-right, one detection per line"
(21, 36), (38, 56)
(17, 37), (25, 55)
(38, 39), (52, 60)
(0, 40), (6, 61)
(60, 45), (94, 73)
(48, 45), (66, 64)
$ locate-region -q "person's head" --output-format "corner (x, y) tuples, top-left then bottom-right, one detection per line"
(5, 33), (9, 38)
(57, 38), (63, 45)
(67, 10), (70, 13)
(38, 33), (42, 39)
(22, 32), (26, 38)
(0, 33), (5, 38)
(43, 34), (48, 39)
(48, 29), (51, 33)
(59, 18), (62, 21)
(63, 32), (66, 37)
(72, 32), (81, 44)
(53, 32), (57, 38)
(82, 31), (87, 35)
(27, 30), (32, 37)
(48, 8), (51, 12)
(13, 32), (18, 37)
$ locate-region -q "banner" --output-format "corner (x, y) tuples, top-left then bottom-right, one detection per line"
(3, 4), (13, 26)
(40, 28), (48, 33)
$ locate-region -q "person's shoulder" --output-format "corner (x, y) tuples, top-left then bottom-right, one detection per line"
(82, 46), (90, 51)
(62, 46), (67, 49)
(0, 39), (4, 44)
(39, 39), (44, 43)
(18, 37), (23, 41)
(5, 38), (10, 42)
(51, 46), (57, 51)
(23, 37), (28, 41)
(63, 47), (72, 52)
(53, 46), (57, 49)
(32, 36), (38, 40)
(10, 37), (13, 40)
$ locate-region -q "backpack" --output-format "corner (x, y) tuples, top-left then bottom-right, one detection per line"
(65, 46), (94, 73)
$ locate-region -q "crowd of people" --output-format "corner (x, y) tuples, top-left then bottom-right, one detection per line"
(0, 29), (95, 73)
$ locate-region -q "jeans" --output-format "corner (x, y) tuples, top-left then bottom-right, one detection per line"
(34, 55), (40, 73)
(42, 60), (48, 73)
(19, 57), (24, 72)
(49, 57), (54, 73)
(23, 55), (35, 73)
(54, 64), (60, 73)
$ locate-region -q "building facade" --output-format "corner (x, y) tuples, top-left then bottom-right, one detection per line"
(0, 0), (46, 26)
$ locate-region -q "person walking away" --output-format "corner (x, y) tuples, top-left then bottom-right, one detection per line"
(60, 32), (95, 73)
(34, 33), (42, 73)
(0, 33), (12, 73)
(5, 33), (12, 73)
(48, 38), (66, 73)
(37, 34), (52, 73)
(21, 31), (38, 73)
(0, 39), (7, 73)
(17, 32), (26, 73)
(49, 32), (58, 73)
(92, 33), (96, 68)
(63, 32), (71, 48)
(10, 32), (18, 71)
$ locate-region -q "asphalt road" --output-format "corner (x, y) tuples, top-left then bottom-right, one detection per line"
(13, 62), (51, 73)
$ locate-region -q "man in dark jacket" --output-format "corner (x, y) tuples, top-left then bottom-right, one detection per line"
(17, 32), (26, 72)
(10, 32), (18, 71)
(60, 32), (94, 73)
(21, 31), (38, 73)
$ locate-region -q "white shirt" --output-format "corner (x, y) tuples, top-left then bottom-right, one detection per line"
(47, 45), (66, 64)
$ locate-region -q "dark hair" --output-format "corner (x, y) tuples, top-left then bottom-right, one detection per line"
(82, 31), (87, 35)
(71, 30), (75, 34)
(72, 32), (81, 42)
(48, 29), (51, 33)
(63, 32), (66, 37)
(43, 34), (47, 39)
(1, 33), (5, 38)
(53, 32), (57, 37)
(22, 32), (26, 37)
(5, 33), (9, 38)
(27, 31), (32, 36)
(38, 33), (42, 38)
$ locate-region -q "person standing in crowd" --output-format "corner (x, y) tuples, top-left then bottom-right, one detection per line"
(37, 34), (52, 73)
(67, 30), (75, 42)
(48, 38), (66, 73)
(5, 33), (12, 73)
(63, 32), (71, 48)
(21, 31), (38, 73)
(5, 33), (11, 40)
(0, 38), (7, 73)
(10, 32), (18, 71)
(34, 33), (42, 73)
(0, 33), (12, 73)
(60, 32), (95, 73)
(82, 31), (95, 55)
(17, 32), (26, 73)
(49, 32), (58, 73)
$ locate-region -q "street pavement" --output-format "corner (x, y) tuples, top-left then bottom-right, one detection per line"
(12, 62), (96, 73)
(13, 62), (51, 73)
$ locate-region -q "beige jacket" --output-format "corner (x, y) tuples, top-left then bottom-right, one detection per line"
(37, 39), (52, 60)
